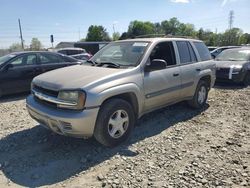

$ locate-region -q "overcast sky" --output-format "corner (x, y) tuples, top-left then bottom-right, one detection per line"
(0, 0), (249, 48)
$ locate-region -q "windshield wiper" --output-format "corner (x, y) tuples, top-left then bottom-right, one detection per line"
(96, 62), (120, 68)
(228, 58), (239, 61)
(84, 60), (96, 65)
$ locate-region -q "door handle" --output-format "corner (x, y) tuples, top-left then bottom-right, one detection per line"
(196, 68), (201, 72)
(173, 73), (179, 77)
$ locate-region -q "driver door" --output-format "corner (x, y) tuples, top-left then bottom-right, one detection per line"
(143, 42), (181, 111)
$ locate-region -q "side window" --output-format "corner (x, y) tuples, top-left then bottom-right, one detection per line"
(39, 53), (64, 64)
(193, 42), (211, 61)
(176, 41), (191, 64)
(9, 54), (37, 67)
(150, 42), (176, 66)
(26, 55), (37, 65)
(187, 42), (197, 62)
(10, 56), (24, 67)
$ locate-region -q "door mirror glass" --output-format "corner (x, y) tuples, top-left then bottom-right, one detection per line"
(145, 59), (167, 72)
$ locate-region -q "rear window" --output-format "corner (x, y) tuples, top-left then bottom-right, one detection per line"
(193, 42), (211, 61)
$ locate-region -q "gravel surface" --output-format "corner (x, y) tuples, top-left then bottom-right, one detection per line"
(0, 85), (249, 188)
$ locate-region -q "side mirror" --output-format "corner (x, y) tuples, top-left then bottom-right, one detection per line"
(211, 54), (215, 59)
(145, 59), (167, 72)
(2, 64), (13, 71)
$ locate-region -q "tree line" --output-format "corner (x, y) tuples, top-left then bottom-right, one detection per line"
(7, 17), (250, 52)
(84, 17), (250, 46)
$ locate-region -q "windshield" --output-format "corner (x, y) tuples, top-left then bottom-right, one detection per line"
(216, 49), (250, 61)
(91, 41), (149, 67)
(0, 54), (16, 66)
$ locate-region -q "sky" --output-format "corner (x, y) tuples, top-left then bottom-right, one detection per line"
(0, 0), (249, 48)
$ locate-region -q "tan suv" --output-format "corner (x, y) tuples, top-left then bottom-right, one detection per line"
(26, 38), (216, 146)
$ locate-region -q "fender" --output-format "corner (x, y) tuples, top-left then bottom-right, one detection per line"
(85, 83), (144, 116)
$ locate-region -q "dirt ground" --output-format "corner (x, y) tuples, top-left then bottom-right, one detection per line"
(0, 83), (249, 188)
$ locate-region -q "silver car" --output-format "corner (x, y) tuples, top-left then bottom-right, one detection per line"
(26, 38), (216, 146)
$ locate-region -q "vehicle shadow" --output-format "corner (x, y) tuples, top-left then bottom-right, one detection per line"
(0, 102), (209, 187)
(0, 92), (29, 104)
(214, 81), (246, 90)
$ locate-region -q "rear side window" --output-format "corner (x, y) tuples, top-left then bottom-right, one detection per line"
(193, 42), (211, 61)
(176, 41), (191, 64)
(39, 53), (65, 64)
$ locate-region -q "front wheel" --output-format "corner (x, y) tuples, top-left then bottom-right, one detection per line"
(94, 99), (135, 147)
(188, 80), (209, 109)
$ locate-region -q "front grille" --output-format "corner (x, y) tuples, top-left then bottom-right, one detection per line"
(33, 84), (59, 108)
(34, 96), (57, 108)
(216, 68), (230, 79)
(33, 84), (59, 97)
(216, 68), (229, 74)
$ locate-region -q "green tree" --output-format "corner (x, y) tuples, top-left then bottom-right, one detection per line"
(177, 23), (196, 37)
(112, 32), (120, 41)
(161, 17), (181, 35)
(127, 20), (155, 38)
(30, 38), (42, 50)
(9, 43), (23, 52)
(86, 25), (111, 41)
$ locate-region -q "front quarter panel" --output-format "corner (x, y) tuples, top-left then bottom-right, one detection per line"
(85, 83), (144, 116)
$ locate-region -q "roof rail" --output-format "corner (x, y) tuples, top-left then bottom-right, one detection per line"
(134, 34), (198, 39)
(134, 34), (165, 38)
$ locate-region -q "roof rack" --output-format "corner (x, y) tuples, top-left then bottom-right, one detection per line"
(134, 34), (198, 39)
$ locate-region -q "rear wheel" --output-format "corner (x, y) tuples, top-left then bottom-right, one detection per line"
(243, 72), (250, 86)
(94, 99), (135, 147)
(188, 80), (209, 109)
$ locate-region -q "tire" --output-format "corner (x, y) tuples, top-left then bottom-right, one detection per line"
(94, 99), (135, 147)
(188, 80), (209, 109)
(243, 72), (250, 86)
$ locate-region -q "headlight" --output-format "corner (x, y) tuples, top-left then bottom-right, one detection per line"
(57, 90), (86, 110)
(232, 65), (242, 73)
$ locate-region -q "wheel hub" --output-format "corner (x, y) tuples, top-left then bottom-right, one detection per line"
(108, 110), (129, 138)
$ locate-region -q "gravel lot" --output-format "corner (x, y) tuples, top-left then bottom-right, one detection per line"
(0, 84), (249, 188)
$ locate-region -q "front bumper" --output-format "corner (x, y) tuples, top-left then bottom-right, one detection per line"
(216, 69), (245, 83)
(26, 95), (99, 138)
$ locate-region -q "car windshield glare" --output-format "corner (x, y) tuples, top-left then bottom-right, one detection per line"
(0, 54), (16, 66)
(216, 49), (250, 61)
(91, 41), (149, 67)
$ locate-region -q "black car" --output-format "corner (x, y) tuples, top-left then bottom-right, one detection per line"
(211, 46), (239, 58)
(0, 51), (79, 97)
(215, 47), (250, 85)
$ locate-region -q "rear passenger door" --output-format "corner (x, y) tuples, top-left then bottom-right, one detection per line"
(38, 53), (70, 73)
(176, 41), (202, 98)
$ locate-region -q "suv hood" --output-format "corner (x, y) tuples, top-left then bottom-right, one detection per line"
(215, 60), (248, 68)
(33, 65), (126, 91)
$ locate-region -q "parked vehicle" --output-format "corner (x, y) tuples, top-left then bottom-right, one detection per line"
(215, 47), (250, 85)
(208, 46), (218, 52)
(211, 46), (239, 58)
(74, 42), (109, 55)
(0, 51), (79, 97)
(56, 47), (92, 60)
(26, 38), (216, 146)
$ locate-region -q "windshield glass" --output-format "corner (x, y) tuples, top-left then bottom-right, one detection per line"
(216, 49), (250, 61)
(0, 54), (16, 66)
(91, 41), (149, 67)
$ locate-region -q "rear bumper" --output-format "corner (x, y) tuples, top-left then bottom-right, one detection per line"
(26, 95), (99, 138)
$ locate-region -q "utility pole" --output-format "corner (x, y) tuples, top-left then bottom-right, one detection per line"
(18, 18), (24, 50)
(228, 10), (234, 45)
(78, 27), (81, 41)
(229, 10), (234, 30)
